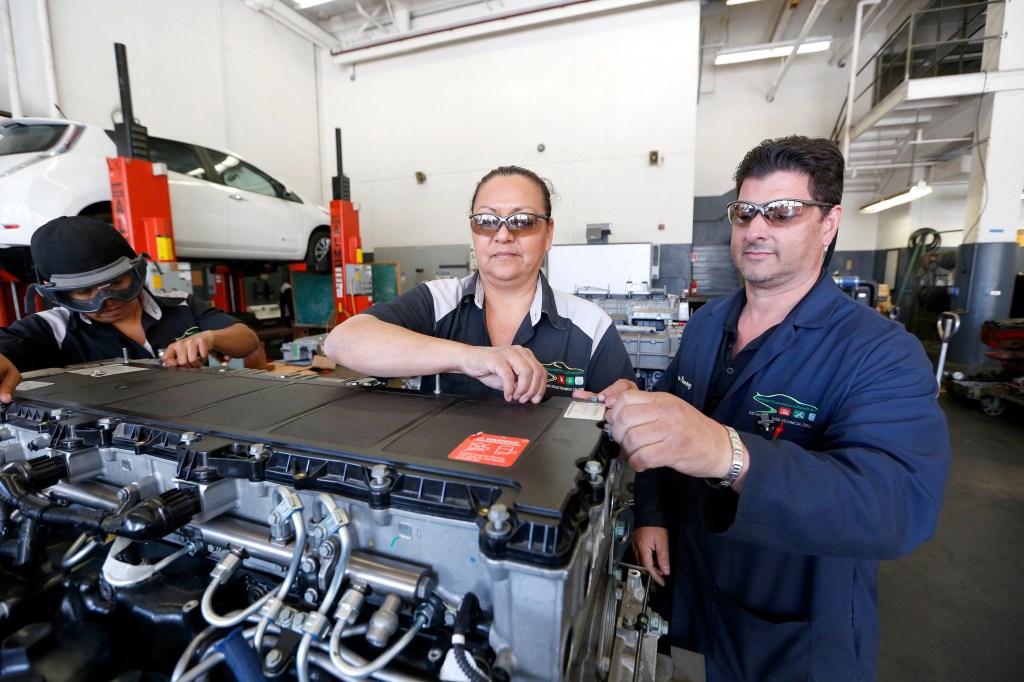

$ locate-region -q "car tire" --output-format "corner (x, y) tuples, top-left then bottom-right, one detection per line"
(306, 229), (331, 273)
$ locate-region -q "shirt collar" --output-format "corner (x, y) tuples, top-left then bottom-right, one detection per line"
(466, 271), (566, 331)
(140, 290), (162, 320)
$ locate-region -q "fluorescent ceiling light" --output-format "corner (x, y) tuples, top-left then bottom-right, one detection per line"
(860, 180), (934, 214)
(725, 0), (767, 5)
(715, 38), (831, 65)
(295, 0), (332, 8)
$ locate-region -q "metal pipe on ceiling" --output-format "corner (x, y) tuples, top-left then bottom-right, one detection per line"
(770, 0), (796, 43)
(0, 0), (23, 117)
(37, 0), (60, 118)
(331, 0), (659, 66)
(765, 0), (830, 102)
(842, 0), (883, 159)
(243, 0), (343, 50)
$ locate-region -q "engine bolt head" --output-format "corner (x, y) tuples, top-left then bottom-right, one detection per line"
(369, 464), (391, 490)
(486, 503), (511, 537)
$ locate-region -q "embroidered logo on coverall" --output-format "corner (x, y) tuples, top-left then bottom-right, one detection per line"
(751, 392), (819, 428)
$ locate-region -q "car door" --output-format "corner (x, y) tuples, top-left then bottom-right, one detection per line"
(148, 138), (228, 253)
(203, 148), (301, 258)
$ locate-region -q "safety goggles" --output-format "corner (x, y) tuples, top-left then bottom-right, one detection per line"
(34, 255), (147, 313)
(469, 213), (550, 236)
(726, 199), (833, 228)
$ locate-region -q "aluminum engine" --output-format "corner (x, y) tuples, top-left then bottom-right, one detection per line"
(0, 362), (663, 681)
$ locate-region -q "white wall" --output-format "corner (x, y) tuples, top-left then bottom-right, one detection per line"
(695, 55), (850, 199)
(28, 0), (323, 202)
(875, 181), (969, 251)
(0, 0), (48, 116)
(319, 1), (700, 251)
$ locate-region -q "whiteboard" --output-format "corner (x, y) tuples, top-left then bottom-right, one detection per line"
(546, 243), (655, 295)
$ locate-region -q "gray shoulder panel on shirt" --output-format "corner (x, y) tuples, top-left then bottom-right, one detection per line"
(424, 278), (469, 325)
(550, 289), (614, 357)
(35, 308), (73, 349)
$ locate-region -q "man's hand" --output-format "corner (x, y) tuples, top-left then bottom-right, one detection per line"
(459, 345), (548, 403)
(571, 379), (638, 404)
(607, 389), (736, 478)
(632, 526), (671, 587)
(163, 330), (218, 368)
(0, 353), (21, 403)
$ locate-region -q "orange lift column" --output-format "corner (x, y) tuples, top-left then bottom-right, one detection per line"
(330, 130), (372, 320)
(108, 157), (175, 265)
(0, 271), (33, 327)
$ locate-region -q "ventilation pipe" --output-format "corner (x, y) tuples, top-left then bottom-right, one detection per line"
(766, 0), (829, 103)
(842, 0), (884, 159)
(243, 0), (342, 50)
(38, 0), (60, 117)
(1, 0), (23, 117)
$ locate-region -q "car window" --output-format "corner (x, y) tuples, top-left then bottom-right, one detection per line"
(149, 138), (208, 180)
(0, 123), (68, 155)
(205, 149), (278, 199)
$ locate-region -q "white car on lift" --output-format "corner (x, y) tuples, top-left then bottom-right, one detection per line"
(0, 118), (332, 280)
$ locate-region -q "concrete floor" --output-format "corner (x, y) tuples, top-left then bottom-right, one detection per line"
(877, 394), (1024, 680)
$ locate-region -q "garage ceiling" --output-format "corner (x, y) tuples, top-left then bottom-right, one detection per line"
(275, 0), (991, 198)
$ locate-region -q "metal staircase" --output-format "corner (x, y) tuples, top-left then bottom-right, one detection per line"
(832, 0), (1012, 196)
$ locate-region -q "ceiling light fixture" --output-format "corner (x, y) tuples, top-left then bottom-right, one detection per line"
(725, 0), (767, 5)
(859, 180), (934, 214)
(714, 37), (831, 66)
(295, 0), (333, 8)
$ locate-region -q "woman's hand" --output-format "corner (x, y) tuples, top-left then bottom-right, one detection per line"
(459, 345), (549, 403)
(163, 330), (218, 368)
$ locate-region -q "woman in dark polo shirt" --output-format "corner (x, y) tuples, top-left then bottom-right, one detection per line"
(324, 165), (634, 402)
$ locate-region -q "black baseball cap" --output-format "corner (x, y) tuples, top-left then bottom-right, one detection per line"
(31, 216), (139, 283)
(29, 216), (147, 313)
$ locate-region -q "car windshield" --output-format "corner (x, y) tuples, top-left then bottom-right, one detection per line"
(0, 123), (67, 156)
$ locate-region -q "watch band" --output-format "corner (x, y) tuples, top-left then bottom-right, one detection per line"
(706, 425), (745, 489)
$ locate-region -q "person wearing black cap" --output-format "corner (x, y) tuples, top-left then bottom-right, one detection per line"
(0, 216), (260, 402)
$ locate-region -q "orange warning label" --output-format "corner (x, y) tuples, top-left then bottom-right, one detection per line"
(448, 432), (530, 468)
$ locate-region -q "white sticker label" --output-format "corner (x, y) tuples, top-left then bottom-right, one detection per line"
(564, 401), (607, 420)
(16, 381), (53, 391)
(68, 365), (149, 377)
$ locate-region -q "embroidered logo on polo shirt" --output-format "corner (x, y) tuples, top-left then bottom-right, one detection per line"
(544, 361), (584, 392)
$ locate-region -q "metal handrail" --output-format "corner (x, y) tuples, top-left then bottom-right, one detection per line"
(830, 0), (999, 143)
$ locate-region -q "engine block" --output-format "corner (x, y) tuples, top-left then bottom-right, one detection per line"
(0, 362), (663, 681)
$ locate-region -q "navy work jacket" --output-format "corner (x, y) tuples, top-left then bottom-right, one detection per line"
(634, 270), (950, 681)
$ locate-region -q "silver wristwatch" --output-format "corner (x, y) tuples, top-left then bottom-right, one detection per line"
(706, 425), (745, 489)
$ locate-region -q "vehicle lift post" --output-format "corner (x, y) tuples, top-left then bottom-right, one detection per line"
(106, 43), (177, 284)
(0, 270), (31, 327)
(330, 129), (372, 319)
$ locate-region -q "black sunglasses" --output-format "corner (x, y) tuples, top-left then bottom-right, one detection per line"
(727, 199), (833, 227)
